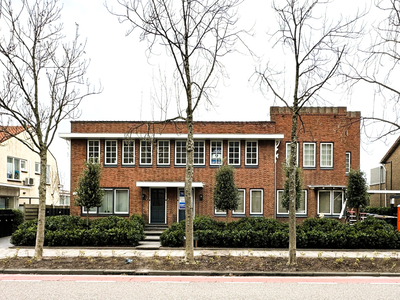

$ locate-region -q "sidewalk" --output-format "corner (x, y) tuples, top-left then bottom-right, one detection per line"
(1, 236), (399, 260)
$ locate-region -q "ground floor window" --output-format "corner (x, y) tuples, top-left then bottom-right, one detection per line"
(82, 189), (129, 215)
(250, 189), (263, 214)
(232, 189), (245, 215)
(276, 190), (307, 215)
(318, 190), (344, 215)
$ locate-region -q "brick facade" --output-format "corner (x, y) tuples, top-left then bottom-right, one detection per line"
(63, 106), (360, 225)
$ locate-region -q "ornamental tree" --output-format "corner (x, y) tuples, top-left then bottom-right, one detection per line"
(213, 164), (239, 223)
(74, 161), (105, 226)
(347, 169), (369, 222)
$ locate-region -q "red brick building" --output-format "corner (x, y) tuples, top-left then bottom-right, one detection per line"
(60, 106), (360, 225)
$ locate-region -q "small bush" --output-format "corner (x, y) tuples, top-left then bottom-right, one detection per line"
(11, 209), (24, 232)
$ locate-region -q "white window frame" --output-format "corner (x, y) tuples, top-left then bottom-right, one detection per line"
(83, 188), (130, 215)
(140, 140), (153, 165)
(250, 189), (263, 214)
(276, 190), (307, 215)
(245, 140), (258, 166)
(82, 206), (97, 214)
(122, 140), (135, 165)
(210, 140), (223, 166)
(157, 140), (170, 165)
(317, 190), (344, 215)
(285, 142), (299, 166)
(20, 159), (27, 172)
(98, 189), (113, 214)
(345, 152), (351, 175)
(175, 140), (187, 165)
(303, 142), (316, 168)
(233, 189), (246, 215)
(7, 157), (21, 180)
(87, 140), (100, 163)
(214, 207), (226, 215)
(320, 143), (333, 168)
(114, 189), (129, 214)
(228, 140), (241, 166)
(35, 162), (41, 174)
(194, 140), (205, 166)
(105, 140), (118, 165)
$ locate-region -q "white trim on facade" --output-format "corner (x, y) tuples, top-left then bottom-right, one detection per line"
(136, 181), (205, 188)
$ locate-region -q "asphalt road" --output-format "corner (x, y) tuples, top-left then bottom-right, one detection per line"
(1, 275), (400, 300)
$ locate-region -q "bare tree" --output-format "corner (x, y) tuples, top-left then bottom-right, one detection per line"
(256, 0), (364, 265)
(344, 0), (400, 140)
(108, 0), (245, 263)
(0, 0), (99, 260)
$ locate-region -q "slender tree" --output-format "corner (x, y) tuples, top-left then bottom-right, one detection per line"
(74, 161), (105, 226)
(256, 0), (364, 265)
(108, 0), (245, 263)
(213, 164), (239, 223)
(347, 169), (369, 222)
(0, 0), (99, 259)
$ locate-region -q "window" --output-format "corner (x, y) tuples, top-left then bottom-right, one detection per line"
(215, 207), (226, 215)
(175, 140), (186, 165)
(346, 152), (351, 175)
(59, 195), (70, 206)
(318, 190), (344, 215)
(250, 189), (263, 214)
(122, 140), (135, 165)
(233, 189), (245, 214)
(210, 141), (223, 165)
(105, 140), (117, 165)
(83, 189), (129, 215)
(320, 143), (333, 168)
(88, 140), (100, 163)
(228, 141), (240, 165)
(35, 162), (40, 174)
(21, 160), (27, 172)
(276, 190), (307, 215)
(46, 165), (50, 184)
(140, 140), (152, 165)
(7, 157), (20, 180)
(285, 143), (299, 166)
(303, 143), (316, 168)
(245, 141), (258, 165)
(157, 140), (170, 165)
(194, 140), (205, 165)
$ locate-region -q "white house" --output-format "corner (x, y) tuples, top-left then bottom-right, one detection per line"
(0, 126), (60, 209)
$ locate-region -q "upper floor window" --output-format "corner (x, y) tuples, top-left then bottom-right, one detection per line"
(228, 141), (240, 166)
(35, 162), (40, 174)
(233, 189), (245, 215)
(320, 143), (333, 168)
(105, 140), (117, 165)
(277, 190), (307, 215)
(7, 157), (20, 180)
(345, 152), (351, 175)
(194, 140), (205, 165)
(122, 140), (135, 165)
(140, 140), (152, 165)
(210, 141), (223, 166)
(175, 140), (187, 165)
(245, 141), (258, 166)
(20, 160), (27, 172)
(46, 165), (51, 184)
(157, 140), (170, 165)
(87, 140), (100, 163)
(285, 142), (299, 166)
(303, 142), (316, 168)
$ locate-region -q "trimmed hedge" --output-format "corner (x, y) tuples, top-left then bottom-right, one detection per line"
(10, 214), (145, 247)
(363, 206), (392, 215)
(160, 215), (400, 249)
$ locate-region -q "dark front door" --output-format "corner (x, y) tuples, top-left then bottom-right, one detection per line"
(151, 189), (165, 224)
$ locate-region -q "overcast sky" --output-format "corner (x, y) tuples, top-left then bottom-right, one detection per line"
(52, 0), (396, 189)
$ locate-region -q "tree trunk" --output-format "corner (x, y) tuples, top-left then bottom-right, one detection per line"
(34, 147), (47, 260)
(288, 110), (298, 266)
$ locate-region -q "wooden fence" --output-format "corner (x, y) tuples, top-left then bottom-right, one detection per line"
(22, 204), (70, 221)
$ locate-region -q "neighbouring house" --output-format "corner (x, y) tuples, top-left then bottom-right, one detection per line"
(59, 106), (360, 225)
(0, 126), (60, 209)
(369, 136), (400, 207)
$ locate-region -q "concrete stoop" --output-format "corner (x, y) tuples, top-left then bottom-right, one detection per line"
(137, 225), (168, 250)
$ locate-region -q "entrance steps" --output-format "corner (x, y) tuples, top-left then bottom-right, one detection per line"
(136, 225), (168, 250)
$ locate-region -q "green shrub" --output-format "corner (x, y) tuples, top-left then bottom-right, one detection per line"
(11, 209), (24, 232)
(363, 206), (392, 215)
(10, 215), (145, 247)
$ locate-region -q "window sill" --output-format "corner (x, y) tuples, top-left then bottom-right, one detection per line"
(7, 179), (22, 183)
(174, 164), (186, 168)
(303, 167), (316, 170)
(277, 214), (307, 218)
(157, 164), (171, 168)
(104, 165), (118, 168)
(122, 164), (135, 168)
(250, 214), (263, 217)
(139, 165), (153, 168)
(245, 165), (259, 169)
(232, 214), (246, 218)
(320, 167), (334, 170)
